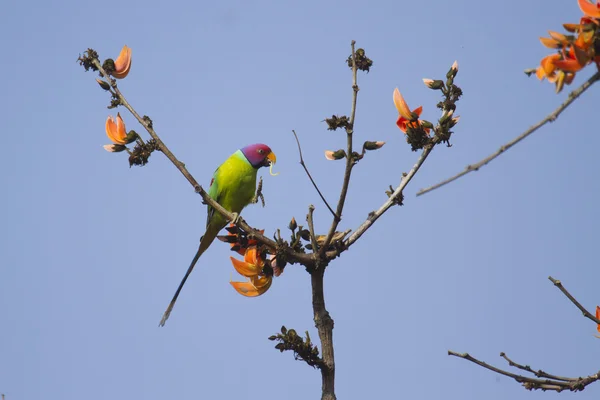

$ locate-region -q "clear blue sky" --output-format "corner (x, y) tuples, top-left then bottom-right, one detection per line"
(2, 0), (599, 399)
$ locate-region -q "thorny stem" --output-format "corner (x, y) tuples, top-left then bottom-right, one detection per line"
(91, 59), (316, 267)
(318, 40), (359, 258)
(416, 70), (600, 196)
(292, 130), (337, 218)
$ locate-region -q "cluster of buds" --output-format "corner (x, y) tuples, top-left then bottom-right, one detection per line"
(324, 141), (385, 163)
(268, 326), (323, 369)
(534, 0), (600, 93)
(218, 225), (282, 297)
(347, 47), (374, 73)
(394, 61), (461, 150)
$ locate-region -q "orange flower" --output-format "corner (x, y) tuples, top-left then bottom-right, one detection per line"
(536, 54), (577, 93)
(230, 246), (273, 297)
(230, 247), (264, 277)
(536, 53), (561, 81)
(578, 0), (600, 18)
(104, 113), (132, 152)
(112, 45), (132, 79)
(393, 88), (430, 134)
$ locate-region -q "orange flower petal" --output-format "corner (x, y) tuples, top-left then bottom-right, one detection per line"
(230, 257), (261, 277)
(396, 116), (408, 133)
(116, 113), (126, 141)
(412, 105), (423, 118)
(113, 45), (132, 79)
(393, 88), (412, 120)
(563, 23), (581, 32)
(578, 0), (600, 18)
(230, 276), (272, 297)
(596, 306), (600, 333)
(539, 37), (561, 49)
(535, 66), (546, 80)
(251, 275), (272, 290)
(105, 115), (127, 145)
(554, 58), (584, 72)
(548, 31), (569, 43)
(245, 247), (265, 267)
(230, 281), (261, 297)
(577, 28), (595, 48)
(540, 53), (560, 75)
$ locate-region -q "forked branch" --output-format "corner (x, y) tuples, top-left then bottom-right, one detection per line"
(450, 276), (600, 392)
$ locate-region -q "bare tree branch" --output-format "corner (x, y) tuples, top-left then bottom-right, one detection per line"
(450, 276), (600, 392)
(292, 130), (337, 218)
(500, 352), (576, 382)
(307, 205), (320, 254)
(548, 276), (600, 325)
(416, 70), (600, 196)
(344, 144), (434, 248)
(449, 351), (600, 392)
(318, 40), (359, 257)
(312, 267), (335, 400)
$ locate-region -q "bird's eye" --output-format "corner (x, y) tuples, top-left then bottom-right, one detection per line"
(257, 148), (264, 154)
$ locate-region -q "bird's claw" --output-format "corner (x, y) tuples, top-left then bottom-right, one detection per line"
(231, 212), (241, 225)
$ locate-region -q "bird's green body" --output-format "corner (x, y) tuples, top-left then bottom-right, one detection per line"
(159, 144), (275, 326)
(205, 150), (258, 239)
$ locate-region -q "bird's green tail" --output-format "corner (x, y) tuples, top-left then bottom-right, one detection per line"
(159, 225), (219, 327)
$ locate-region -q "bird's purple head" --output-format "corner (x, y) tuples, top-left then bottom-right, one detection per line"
(240, 143), (276, 169)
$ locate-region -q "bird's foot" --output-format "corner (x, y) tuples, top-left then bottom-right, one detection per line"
(250, 177), (265, 207)
(230, 212), (241, 225)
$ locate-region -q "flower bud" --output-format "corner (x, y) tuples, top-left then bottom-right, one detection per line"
(96, 78), (111, 91)
(447, 60), (458, 79)
(288, 217), (297, 231)
(420, 120), (434, 130)
(103, 144), (127, 153)
(124, 130), (139, 144)
(449, 116), (460, 128)
(324, 149), (346, 160)
(423, 78), (444, 90)
(363, 141), (385, 150)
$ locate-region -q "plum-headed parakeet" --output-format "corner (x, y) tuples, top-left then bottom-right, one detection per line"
(159, 143), (277, 326)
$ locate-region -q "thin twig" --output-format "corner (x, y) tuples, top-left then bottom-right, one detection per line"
(548, 276), (600, 324)
(318, 40), (359, 258)
(500, 352), (575, 382)
(307, 205), (319, 254)
(292, 130), (336, 218)
(91, 59), (315, 267)
(449, 351), (600, 392)
(416, 71), (600, 196)
(343, 144), (435, 249)
(449, 351), (532, 381)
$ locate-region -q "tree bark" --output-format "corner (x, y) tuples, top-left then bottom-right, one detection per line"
(311, 268), (336, 400)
